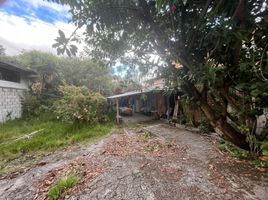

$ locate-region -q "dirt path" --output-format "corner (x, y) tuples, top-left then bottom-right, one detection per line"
(0, 124), (267, 200)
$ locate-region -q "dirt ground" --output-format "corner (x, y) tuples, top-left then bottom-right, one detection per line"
(121, 113), (155, 124)
(0, 123), (267, 200)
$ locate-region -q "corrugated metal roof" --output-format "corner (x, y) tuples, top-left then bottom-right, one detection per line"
(107, 91), (143, 99)
(107, 89), (163, 99)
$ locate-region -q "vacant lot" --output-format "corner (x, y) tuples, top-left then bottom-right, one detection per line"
(0, 117), (113, 176)
(0, 124), (267, 200)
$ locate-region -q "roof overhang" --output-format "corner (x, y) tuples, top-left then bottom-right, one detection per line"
(107, 89), (163, 99)
(0, 61), (37, 75)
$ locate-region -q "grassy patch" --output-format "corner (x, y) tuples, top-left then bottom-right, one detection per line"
(48, 174), (80, 200)
(0, 117), (113, 175)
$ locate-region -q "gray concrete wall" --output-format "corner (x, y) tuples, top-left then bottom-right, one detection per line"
(0, 87), (24, 122)
(0, 74), (30, 122)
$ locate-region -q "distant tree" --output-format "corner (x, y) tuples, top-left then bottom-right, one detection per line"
(61, 58), (115, 95)
(18, 50), (62, 100)
(17, 50), (115, 96)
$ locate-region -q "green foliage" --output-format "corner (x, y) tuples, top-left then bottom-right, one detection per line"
(260, 140), (268, 157)
(0, 115), (112, 175)
(19, 51), (63, 100)
(49, 0), (268, 149)
(17, 50), (115, 97)
(53, 29), (79, 57)
(48, 174), (80, 200)
(1, 50), (116, 121)
(198, 118), (211, 134)
(254, 159), (268, 168)
(219, 140), (268, 168)
(139, 131), (152, 143)
(22, 92), (43, 118)
(61, 58), (115, 96)
(219, 140), (250, 160)
(53, 85), (108, 124)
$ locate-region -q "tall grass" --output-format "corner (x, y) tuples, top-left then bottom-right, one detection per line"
(0, 116), (112, 174)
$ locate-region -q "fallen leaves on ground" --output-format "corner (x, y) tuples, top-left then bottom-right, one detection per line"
(103, 133), (186, 159)
(34, 158), (106, 200)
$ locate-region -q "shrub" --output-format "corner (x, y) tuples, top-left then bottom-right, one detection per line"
(22, 92), (53, 119)
(22, 92), (42, 118)
(260, 140), (268, 156)
(53, 85), (108, 124)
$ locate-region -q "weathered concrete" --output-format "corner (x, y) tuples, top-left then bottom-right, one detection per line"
(0, 87), (24, 122)
(0, 124), (267, 200)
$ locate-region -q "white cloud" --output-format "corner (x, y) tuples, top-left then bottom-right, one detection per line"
(0, 11), (82, 55)
(22, 0), (70, 13)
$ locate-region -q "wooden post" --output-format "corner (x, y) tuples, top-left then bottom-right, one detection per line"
(167, 95), (170, 120)
(116, 98), (120, 124)
(173, 100), (179, 120)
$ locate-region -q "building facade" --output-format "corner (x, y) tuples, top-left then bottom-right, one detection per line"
(0, 61), (36, 122)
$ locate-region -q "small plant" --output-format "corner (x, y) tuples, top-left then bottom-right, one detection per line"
(238, 124), (262, 157)
(219, 140), (250, 160)
(254, 159), (268, 168)
(139, 131), (152, 142)
(48, 174), (80, 200)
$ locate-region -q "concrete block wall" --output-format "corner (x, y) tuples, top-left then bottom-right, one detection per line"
(0, 87), (24, 122)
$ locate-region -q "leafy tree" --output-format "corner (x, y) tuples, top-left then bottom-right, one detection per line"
(16, 50), (115, 96)
(113, 75), (142, 94)
(18, 50), (62, 100)
(50, 0), (268, 150)
(61, 58), (115, 95)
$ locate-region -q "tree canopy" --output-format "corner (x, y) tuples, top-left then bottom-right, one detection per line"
(50, 0), (268, 150)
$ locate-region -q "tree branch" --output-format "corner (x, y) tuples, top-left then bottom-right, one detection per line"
(188, 0), (213, 49)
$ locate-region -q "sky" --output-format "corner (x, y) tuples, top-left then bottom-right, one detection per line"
(0, 0), (77, 55)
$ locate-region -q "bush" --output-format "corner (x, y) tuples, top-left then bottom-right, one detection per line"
(22, 92), (42, 118)
(53, 85), (108, 124)
(22, 92), (53, 118)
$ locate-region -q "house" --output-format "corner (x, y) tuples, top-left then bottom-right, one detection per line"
(107, 78), (172, 123)
(107, 78), (204, 125)
(0, 61), (36, 122)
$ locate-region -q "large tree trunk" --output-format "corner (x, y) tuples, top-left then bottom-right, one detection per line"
(184, 81), (249, 150)
(199, 101), (249, 149)
(138, 0), (250, 149)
